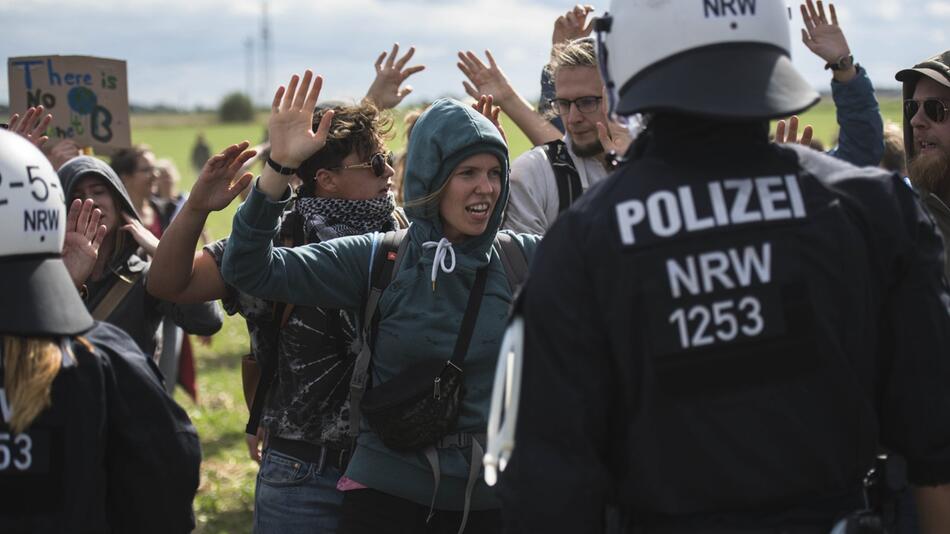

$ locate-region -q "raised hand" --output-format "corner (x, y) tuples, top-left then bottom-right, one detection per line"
(48, 140), (81, 170)
(63, 199), (107, 288)
(364, 43), (426, 110)
(473, 94), (507, 146)
(187, 141), (257, 213)
(458, 50), (516, 107)
(268, 70), (334, 170)
(552, 4), (595, 45)
(8, 106), (52, 148)
(800, 0), (855, 82)
(596, 120), (633, 156)
(774, 116), (815, 147)
(121, 212), (160, 257)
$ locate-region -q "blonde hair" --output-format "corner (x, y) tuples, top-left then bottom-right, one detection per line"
(546, 37), (597, 80)
(2, 337), (72, 434)
(881, 122), (907, 175)
(403, 172), (453, 214)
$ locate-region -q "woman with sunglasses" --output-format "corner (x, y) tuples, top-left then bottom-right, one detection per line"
(221, 70), (540, 534)
(147, 101), (407, 534)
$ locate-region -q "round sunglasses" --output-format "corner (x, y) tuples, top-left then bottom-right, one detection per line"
(904, 98), (950, 123)
(332, 152), (395, 177)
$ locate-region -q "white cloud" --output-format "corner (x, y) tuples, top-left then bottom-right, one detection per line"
(871, 0), (901, 21)
(0, 0), (938, 107)
(926, 1), (950, 17)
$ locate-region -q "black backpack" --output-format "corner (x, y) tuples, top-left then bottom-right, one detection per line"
(542, 139), (583, 213)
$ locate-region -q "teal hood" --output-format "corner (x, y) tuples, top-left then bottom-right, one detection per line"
(403, 98), (509, 266)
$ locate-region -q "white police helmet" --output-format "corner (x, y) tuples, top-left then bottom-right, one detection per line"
(595, 0), (819, 119)
(0, 130), (93, 336)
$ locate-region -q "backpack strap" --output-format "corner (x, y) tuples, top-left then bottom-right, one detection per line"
(542, 139), (583, 213)
(348, 228), (410, 440)
(272, 207), (302, 328)
(244, 208), (301, 435)
(446, 266), (488, 369)
(393, 207), (410, 229)
(91, 272), (142, 321)
(493, 233), (530, 293)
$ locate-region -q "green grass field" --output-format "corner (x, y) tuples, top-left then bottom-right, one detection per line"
(39, 98), (908, 533)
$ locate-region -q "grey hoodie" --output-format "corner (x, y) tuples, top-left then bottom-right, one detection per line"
(58, 156), (222, 359)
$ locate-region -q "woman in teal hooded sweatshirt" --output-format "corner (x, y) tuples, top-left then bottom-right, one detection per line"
(222, 71), (539, 533)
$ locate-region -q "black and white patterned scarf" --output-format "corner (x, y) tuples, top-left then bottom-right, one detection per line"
(294, 193), (397, 242)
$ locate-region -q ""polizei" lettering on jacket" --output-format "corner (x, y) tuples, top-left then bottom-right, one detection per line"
(615, 175), (806, 246)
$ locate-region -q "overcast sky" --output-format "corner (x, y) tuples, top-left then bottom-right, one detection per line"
(2, 0), (947, 109)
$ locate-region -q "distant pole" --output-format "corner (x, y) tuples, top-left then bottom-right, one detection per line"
(260, 0), (271, 104)
(245, 37), (255, 100)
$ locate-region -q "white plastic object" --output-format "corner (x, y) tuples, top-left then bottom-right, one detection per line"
(484, 316), (524, 486)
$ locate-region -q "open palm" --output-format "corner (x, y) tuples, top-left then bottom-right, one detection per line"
(800, 0), (849, 63)
(365, 43), (425, 110)
(268, 70), (333, 168)
(458, 50), (514, 106)
(8, 106), (52, 149)
(62, 199), (106, 287)
(189, 142), (257, 212)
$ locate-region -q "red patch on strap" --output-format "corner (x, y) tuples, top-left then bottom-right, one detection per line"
(387, 251), (398, 261)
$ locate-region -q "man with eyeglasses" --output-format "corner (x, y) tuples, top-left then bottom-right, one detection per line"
(898, 51), (950, 282)
(503, 37), (628, 235)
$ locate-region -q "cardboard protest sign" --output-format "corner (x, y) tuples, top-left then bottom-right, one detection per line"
(8, 55), (131, 156)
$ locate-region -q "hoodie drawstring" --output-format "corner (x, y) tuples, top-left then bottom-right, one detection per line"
(422, 238), (456, 291)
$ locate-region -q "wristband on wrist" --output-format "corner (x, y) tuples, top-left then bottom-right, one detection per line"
(266, 157), (298, 175)
(824, 54), (854, 71)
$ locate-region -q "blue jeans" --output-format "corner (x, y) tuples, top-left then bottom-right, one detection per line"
(253, 448), (345, 534)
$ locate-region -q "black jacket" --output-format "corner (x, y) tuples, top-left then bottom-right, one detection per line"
(500, 117), (950, 532)
(0, 322), (201, 533)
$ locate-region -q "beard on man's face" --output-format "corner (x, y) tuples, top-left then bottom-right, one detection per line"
(909, 144), (950, 204)
(571, 138), (604, 158)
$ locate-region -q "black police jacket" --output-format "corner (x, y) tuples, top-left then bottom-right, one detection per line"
(499, 117), (950, 532)
(0, 322), (201, 533)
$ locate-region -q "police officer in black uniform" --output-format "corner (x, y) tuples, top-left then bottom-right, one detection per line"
(497, 1), (950, 532)
(0, 130), (201, 533)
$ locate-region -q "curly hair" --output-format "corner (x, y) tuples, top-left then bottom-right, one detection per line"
(296, 102), (394, 197)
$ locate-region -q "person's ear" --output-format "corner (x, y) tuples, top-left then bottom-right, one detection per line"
(314, 168), (338, 194)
